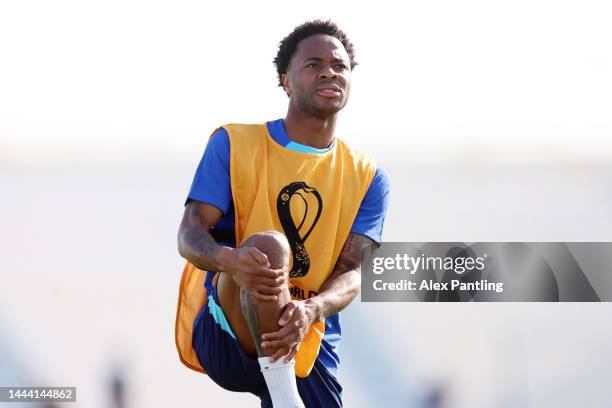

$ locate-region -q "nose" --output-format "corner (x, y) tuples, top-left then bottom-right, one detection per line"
(318, 63), (339, 80)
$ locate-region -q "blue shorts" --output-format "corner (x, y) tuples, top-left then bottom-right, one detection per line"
(192, 284), (343, 407)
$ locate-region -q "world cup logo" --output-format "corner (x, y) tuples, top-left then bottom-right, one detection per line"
(276, 182), (323, 278)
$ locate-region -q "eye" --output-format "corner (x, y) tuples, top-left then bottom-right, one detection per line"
(335, 63), (348, 70)
(306, 63), (319, 69)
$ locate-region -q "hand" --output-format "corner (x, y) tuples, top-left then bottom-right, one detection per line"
(260, 300), (316, 363)
(221, 246), (287, 302)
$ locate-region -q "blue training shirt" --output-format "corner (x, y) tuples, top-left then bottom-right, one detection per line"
(186, 118), (390, 378)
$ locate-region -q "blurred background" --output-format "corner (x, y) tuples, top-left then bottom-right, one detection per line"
(1, 0), (611, 407)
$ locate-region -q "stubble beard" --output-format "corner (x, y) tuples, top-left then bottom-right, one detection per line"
(293, 91), (348, 120)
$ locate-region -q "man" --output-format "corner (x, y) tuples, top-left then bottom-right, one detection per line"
(175, 20), (390, 407)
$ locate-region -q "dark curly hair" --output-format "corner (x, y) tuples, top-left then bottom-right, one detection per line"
(273, 20), (357, 93)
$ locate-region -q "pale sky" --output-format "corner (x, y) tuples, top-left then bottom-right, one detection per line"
(1, 0), (611, 165)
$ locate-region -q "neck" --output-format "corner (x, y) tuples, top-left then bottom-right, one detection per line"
(284, 104), (338, 149)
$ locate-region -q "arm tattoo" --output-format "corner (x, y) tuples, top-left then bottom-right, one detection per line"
(179, 204), (222, 271)
(335, 233), (375, 274)
(190, 227), (221, 270)
(311, 234), (376, 321)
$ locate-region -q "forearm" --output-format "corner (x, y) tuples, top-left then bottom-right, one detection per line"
(178, 224), (232, 272)
(305, 268), (360, 322)
(304, 233), (374, 323)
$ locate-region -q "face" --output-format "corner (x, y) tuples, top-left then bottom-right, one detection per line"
(282, 34), (352, 118)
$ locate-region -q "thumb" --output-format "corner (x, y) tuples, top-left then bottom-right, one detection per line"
(278, 302), (296, 325)
(248, 247), (270, 267)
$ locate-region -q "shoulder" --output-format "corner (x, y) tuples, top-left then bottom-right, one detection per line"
(335, 138), (378, 176)
(351, 165), (391, 243)
(206, 121), (268, 153)
(361, 166), (391, 209)
(221, 122), (268, 138)
(370, 166), (391, 193)
(207, 127), (230, 149)
(198, 127), (230, 166)
(336, 138), (374, 162)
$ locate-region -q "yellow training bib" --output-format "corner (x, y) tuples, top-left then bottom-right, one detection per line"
(175, 122), (376, 377)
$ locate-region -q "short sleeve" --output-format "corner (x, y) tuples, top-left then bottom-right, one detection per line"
(185, 127), (232, 215)
(350, 166), (391, 244)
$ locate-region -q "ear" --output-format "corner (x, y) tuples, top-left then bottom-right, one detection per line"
(281, 74), (291, 96)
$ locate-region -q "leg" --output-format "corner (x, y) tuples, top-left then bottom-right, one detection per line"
(239, 231), (293, 357)
(191, 286), (267, 395)
(217, 230), (303, 407)
(217, 230), (292, 358)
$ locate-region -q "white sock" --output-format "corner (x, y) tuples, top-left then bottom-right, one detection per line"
(258, 356), (304, 408)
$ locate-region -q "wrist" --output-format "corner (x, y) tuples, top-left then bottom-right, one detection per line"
(303, 298), (323, 323)
(216, 246), (235, 273)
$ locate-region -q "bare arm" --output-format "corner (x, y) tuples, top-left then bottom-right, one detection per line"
(305, 233), (375, 321)
(260, 232), (375, 361)
(177, 200), (227, 271)
(177, 200), (284, 300)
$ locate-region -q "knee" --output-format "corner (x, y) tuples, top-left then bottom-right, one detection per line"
(242, 231), (291, 270)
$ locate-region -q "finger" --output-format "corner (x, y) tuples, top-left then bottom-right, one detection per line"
(273, 266), (289, 276)
(248, 247), (270, 267)
(278, 302), (297, 326)
(261, 337), (296, 349)
(268, 347), (291, 363)
(284, 344), (299, 363)
(250, 291), (278, 302)
(254, 284), (283, 295)
(262, 326), (299, 346)
(255, 275), (286, 288)
(252, 266), (283, 280)
(261, 324), (293, 341)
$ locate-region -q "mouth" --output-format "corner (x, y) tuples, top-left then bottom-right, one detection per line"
(315, 87), (342, 98)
